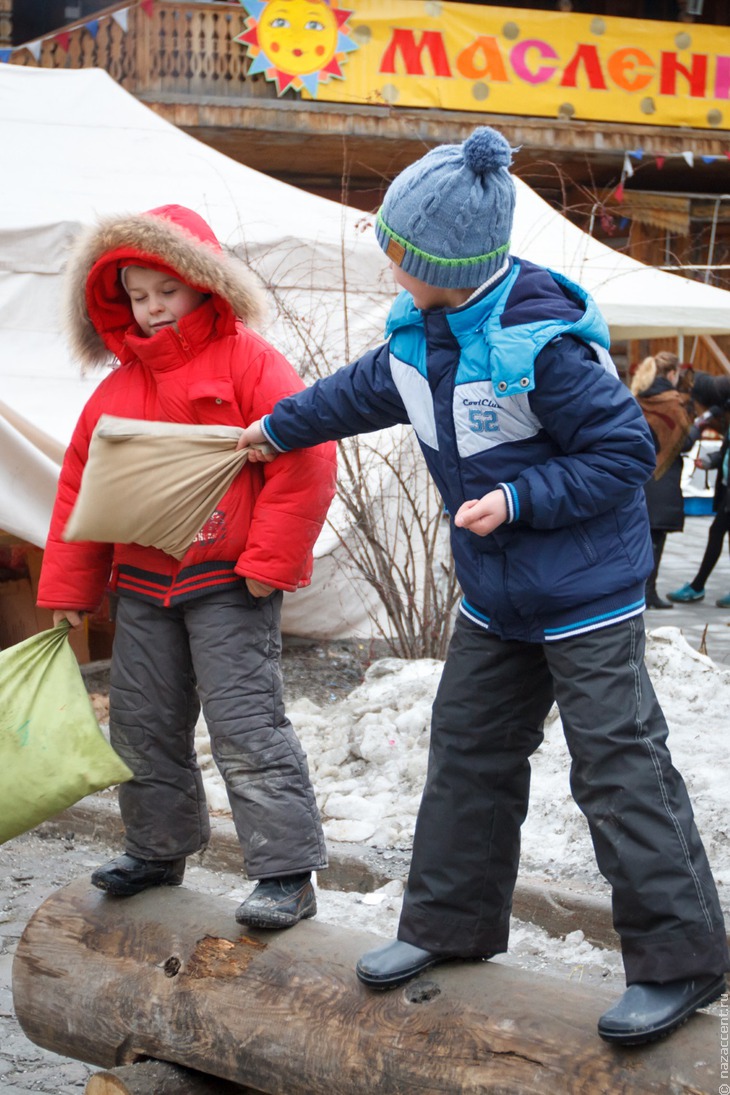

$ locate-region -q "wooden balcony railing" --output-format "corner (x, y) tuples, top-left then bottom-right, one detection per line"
(10, 1), (278, 102)
(629, 334), (730, 377)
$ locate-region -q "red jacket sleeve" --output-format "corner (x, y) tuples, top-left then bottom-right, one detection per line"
(232, 340), (337, 591)
(36, 388), (114, 611)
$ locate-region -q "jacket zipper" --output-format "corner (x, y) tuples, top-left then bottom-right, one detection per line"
(163, 559), (183, 608)
(173, 329), (194, 359)
(164, 328), (193, 606)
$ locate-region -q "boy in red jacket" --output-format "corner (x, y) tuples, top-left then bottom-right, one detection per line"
(38, 205), (337, 928)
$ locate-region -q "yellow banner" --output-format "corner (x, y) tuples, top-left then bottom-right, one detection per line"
(236, 1), (730, 130)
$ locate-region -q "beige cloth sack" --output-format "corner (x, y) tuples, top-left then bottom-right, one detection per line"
(63, 415), (255, 559)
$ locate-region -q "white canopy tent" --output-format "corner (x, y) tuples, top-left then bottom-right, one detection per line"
(0, 65), (397, 636)
(3, 64), (730, 637)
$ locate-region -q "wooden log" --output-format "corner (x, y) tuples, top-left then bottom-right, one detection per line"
(13, 878), (722, 1094)
(86, 1060), (256, 1094)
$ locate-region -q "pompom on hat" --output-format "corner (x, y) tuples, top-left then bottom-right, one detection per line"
(375, 126), (516, 289)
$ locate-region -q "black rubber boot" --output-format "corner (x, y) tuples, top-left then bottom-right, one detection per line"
(91, 853), (186, 897)
(598, 974), (726, 1045)
(645, 587), (674, 609)
(357, 940), (447, 990)
(356, 939), (493, 991)
(235, 874), (316, 929)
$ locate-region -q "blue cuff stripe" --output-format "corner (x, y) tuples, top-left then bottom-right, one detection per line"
(508, 483), (520, 521)
(498, 483), (518, 523)
(261, 415), (290, 453)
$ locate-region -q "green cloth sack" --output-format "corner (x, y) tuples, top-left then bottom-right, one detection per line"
(0, 623), (132, 845)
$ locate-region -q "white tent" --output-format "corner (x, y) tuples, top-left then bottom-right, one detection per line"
(0, 65), (398, 636)
(3, 65), (730, 636)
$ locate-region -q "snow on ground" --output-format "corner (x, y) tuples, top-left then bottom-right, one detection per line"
(197, 626), (729, 905)
(194, 625), (729, 983)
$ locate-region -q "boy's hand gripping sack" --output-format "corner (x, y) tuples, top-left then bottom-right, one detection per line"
(0, 623), (133, 844)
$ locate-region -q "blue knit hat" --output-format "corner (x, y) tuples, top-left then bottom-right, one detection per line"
(375, 127), (515, 289)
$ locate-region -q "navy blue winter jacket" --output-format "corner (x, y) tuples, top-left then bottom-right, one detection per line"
(263, 258), (656, 643)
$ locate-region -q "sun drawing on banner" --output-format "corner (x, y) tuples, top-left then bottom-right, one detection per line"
(235, 0), (359, 96)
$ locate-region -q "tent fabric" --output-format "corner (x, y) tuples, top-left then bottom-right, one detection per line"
(4, 65), (730, 636)
(0, 413), (61, 545)
(0, 66), (393, 637)
(63, 417), (251, 561)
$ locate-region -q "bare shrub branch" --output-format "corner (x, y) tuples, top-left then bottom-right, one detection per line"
(230, 189), (459, 660)
(263, 283), (459, 660)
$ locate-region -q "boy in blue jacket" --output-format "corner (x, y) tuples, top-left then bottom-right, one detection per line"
(237, 127), (728, 1044)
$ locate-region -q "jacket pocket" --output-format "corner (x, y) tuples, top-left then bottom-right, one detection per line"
(188, 376), (237, 418)
(189, 377), (243, 427)
(189, 377), (236, 404)
(569, 521), (599, 565)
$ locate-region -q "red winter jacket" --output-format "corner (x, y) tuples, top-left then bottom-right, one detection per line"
(37, 205), (336, 610)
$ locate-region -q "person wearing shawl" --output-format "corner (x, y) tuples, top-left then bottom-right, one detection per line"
(631, 352), (702, 609)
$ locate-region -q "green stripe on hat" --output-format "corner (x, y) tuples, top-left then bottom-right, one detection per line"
(376, 209), (510, 269)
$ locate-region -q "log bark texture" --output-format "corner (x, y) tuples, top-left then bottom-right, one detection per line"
(13, 878), (722, 1094)
(85, 1060), (256, 1094)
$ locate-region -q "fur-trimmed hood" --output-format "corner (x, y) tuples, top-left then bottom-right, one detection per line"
(63, 204), (266, 367)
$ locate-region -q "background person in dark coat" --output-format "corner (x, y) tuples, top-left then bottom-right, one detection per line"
(631, 352), (704, 609)
(668, 371), (730, 607)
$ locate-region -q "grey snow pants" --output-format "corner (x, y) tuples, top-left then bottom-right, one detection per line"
(398, 613), (729, 984)
(109, 586), (327, 879)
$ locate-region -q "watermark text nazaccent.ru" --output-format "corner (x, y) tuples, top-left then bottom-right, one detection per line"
(720, 990), (728, 1094)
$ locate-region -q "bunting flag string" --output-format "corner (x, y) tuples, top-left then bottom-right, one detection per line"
(0, 2), (149, 62)
(613, 142), (728, 203)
